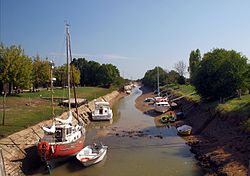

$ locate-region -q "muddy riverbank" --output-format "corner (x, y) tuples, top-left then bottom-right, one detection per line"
(135, 86), (250, 176)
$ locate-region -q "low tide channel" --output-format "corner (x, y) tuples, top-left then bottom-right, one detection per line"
(39, 87), (203, 176)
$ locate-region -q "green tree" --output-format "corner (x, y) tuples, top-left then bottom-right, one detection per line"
(142, 66), (168, 88)
(54, 64), (80, 87)
(188, 49), (201, 83)
(96, 64), (120, 87)
(167, 70), (180, 84)
(0, 44), (33, 93)
(71, 58), (88, 86)
(193, 48), (248, 100)
(32, 55), (50, 89)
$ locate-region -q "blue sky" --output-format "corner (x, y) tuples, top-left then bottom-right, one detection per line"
(1, 0), (250, 79)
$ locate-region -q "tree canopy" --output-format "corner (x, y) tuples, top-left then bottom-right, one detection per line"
(188, 49), (201, 83)
(71, 58), (123, 87)
(193, 48), (248, 100)
(0, 44), (33, 92)
(53, 64), (80, 87)
(32, 55), (50, 89)
(141, 67), (168, 88)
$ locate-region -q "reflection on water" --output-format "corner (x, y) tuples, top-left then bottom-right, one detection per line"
(37, 87), (203, 176)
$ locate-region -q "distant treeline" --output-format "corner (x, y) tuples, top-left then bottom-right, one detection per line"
(0, 44), (126, 94)
(142, 48), (250, 100)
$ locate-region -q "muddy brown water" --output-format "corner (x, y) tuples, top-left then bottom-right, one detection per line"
(35, 87), (203, 176)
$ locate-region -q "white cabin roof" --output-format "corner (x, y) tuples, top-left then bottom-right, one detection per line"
(95, 101), (110, 106)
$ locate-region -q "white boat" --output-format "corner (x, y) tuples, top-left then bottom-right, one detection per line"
(154, 96), (168, 103)
(125, 90), (132, 94)
(92, 101), (113, 120)
(153, 67), (170, 113)
(76, 143), (108, 167)
(154, 101), (170, 113)
(177, 125), (192, 135)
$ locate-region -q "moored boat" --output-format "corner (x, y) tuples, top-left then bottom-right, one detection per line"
(154, 101), (170, 113)
(160, 114), (176, 123)
(177, 125), (192, 135)
(92, 101), (113, 121)
(76, 143), (108, 167)
(37, 24), (86, 169)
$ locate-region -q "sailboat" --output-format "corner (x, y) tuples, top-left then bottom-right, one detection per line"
(154, 67), (170, 113)
(37, 24), (85, 168)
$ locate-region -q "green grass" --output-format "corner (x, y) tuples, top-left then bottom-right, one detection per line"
(216, 94), (250, 116)
(0, 87), (114, 138)
(162, 84), (200, 102)
(164, 83), (250, 132)
(216, 94), (250, 131)
(19, 87), (113, 101)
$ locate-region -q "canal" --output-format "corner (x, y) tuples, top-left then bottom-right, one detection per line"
(39, 87), (203, 176)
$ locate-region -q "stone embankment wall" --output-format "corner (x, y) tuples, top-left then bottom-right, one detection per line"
(0, 90), (120, 176)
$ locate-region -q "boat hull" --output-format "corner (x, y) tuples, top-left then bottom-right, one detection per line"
(92, 112), (113, 121)
(177, 125), (192, 136)
(178, 129), (192, 135)
(82, 149), (107, 167)
(160, 115), (176, 123)
(154, 106), (170, 113)
(37, 135), (84, 161)
(76, 145), (108, 167)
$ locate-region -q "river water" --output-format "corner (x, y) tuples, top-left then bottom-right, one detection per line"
(40, 87), (203, 176)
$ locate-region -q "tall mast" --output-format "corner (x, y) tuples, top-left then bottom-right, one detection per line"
(65, 23), (81, 123)
(66, 24), (71, 111)
(68, 26), (80, 120)
(50, 61), (55, 119)
(157, 66), (160, 96)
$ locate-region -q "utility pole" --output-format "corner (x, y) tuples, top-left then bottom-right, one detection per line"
(2, 91), (6, 126)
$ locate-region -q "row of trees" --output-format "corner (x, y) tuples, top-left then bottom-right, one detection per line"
(71, 58), (125, 88)
(141, 67), (181, 89)
(0, 44), (125, 94)
(189, 48), (250, 100)
(142, 48), (249, 101)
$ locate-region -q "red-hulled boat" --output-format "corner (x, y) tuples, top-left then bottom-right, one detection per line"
(37, 24), (86, 169)
(37, 112), (85, 161)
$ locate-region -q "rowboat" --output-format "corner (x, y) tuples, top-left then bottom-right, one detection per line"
(177, 125), (192, 135)
(76, 143), (108, 167)
(160, 114), (176, 123)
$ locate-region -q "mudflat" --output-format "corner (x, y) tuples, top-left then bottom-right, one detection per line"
(135, 86), (249, 176)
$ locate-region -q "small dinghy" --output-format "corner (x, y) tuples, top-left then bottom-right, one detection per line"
(160, 114), (176, 123)
(177, 125), (192, 135)
(76, 143), (108, 167)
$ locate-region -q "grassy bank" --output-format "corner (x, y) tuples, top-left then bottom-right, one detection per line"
(162, 83), (200, 102)
(164, 83), (250, 131)
(0, 87), (113, 138)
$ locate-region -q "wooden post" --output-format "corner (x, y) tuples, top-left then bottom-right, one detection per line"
(2, 92), (6, 126)
(0, 149), (6, 176)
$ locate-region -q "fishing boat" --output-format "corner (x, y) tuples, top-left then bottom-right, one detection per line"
(76, 143), (108, 167)
(92, 101), (113, 121)
(177, 125), (192, 135)
(160, 114), (176, 123)
(37, 24), (85, 169)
